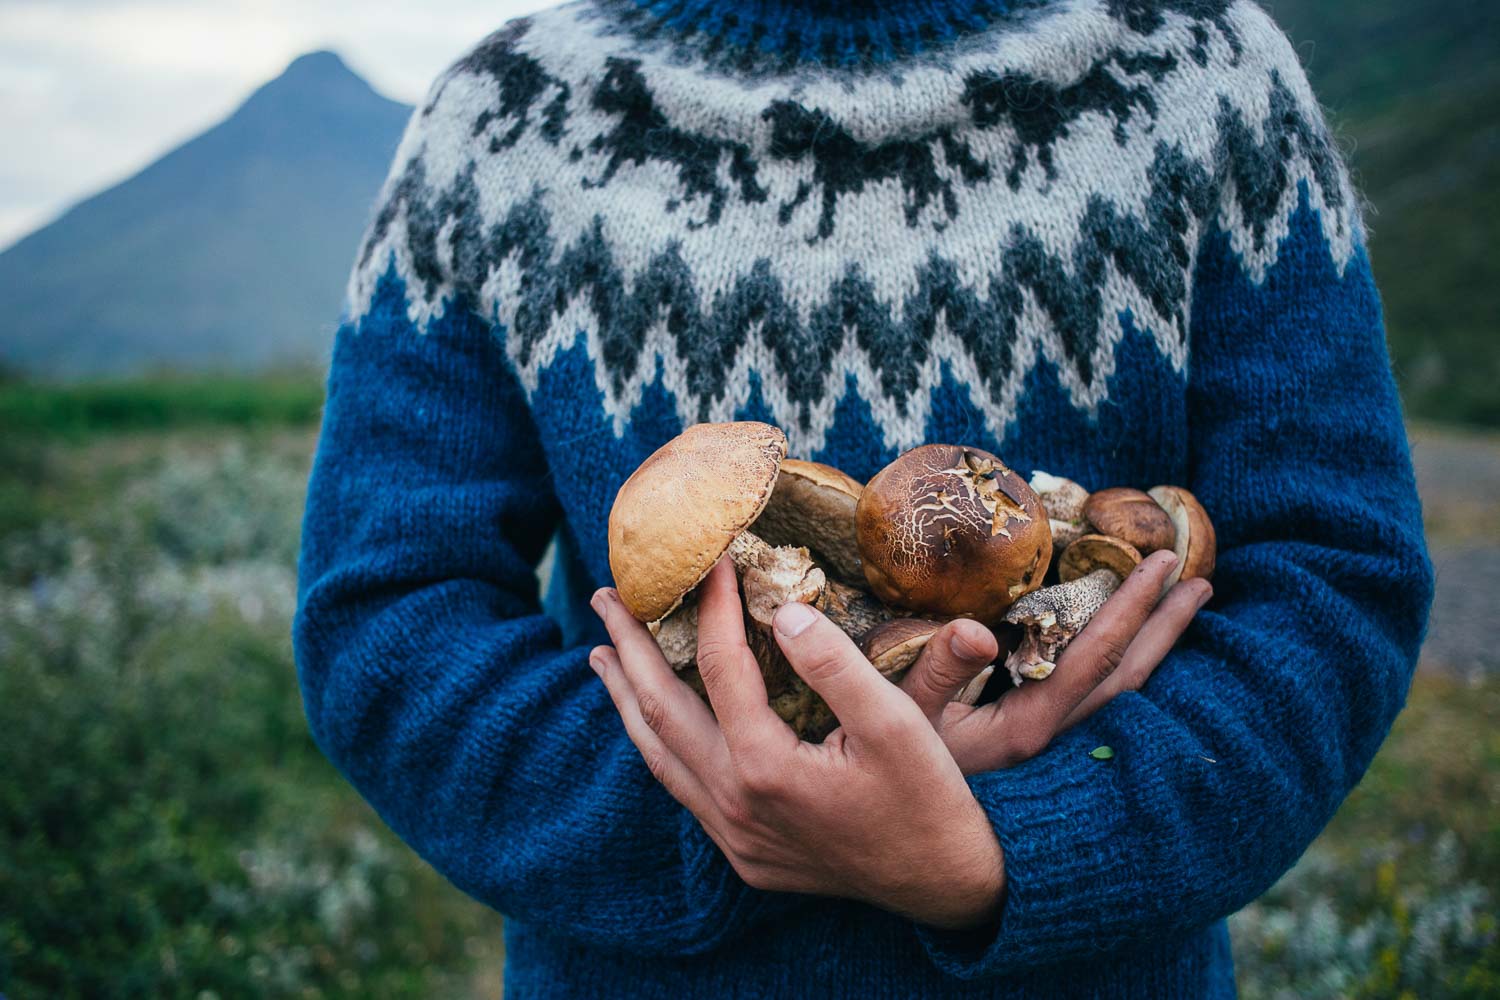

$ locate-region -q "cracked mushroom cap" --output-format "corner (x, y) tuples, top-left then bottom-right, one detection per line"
(751, 459), (865, 584)
(856, 444), (1052, 626)
(608, 421), (787, 622)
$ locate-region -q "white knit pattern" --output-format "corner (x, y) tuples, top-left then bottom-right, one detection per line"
(347, 0), (1359, 457)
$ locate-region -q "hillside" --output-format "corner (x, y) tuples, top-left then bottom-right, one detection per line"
(0, 52), (413, 377)
(1266, 0), (1500, 425)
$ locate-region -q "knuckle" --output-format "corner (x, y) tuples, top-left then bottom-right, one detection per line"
(640, 747), (673, 784)
(717, 793), (757, 831)
(796, 642), (853, 686)
(734, 756), (784, 799)
(696, 637), (751, 681)
(907, 666), (949, 707)
(636, 687), (669, 734)
(1088, 634), (1129, 682)
(924, 652), (973, 691)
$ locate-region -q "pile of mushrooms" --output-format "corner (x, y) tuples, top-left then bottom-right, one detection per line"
(1011, 477), (1216, 685)
(607, 421), (1215, 741)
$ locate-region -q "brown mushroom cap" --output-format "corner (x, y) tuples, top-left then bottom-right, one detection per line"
(607, 421), (787, 622)
(856, 444), (1052, 626)
(1083, 487), (1177, 554)
(857, 618), (945, 675)
(1057, 533), (1143, 584)
(751, 458), (865, 584)
(1148, 485), (1217, 586)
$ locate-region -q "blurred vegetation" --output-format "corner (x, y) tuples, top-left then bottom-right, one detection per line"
(0, 426), (503, 998)
(0, 368), (325, 437)
(0, 404), (1494, 995)
(1231, 672), (1500, 998)
(1269, 0), (1500, 426)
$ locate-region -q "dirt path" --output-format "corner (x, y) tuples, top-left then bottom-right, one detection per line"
(1410, 425), (1500, 679)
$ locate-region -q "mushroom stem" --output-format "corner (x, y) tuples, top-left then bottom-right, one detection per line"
(954, 666), (995, 706)
(1029, 470), (1090, 554)
(649, 597), (700, 672)
(1002, 568), (1120, 685)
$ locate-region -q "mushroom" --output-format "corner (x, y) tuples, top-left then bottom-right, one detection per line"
(608, 420), (787, 624)
(856, 445), (1052, 626)
(815, 578), (894, 639)
(728, 530), (826, 631)
(857, 613), (1007, 707)
(649, 596), (700, 672)
(752, 459), (865, 585)
(1148, 485), (1217, 588)
(1003, 535), (1142, 684)
(608, 421), (896, 741)
(1083, 487), (1176, 555)
(1057, 532), (1145, 584)
(1029, 470), (1090, 552)
(858, 617), (945, 675)
(650, 531), (895, 737)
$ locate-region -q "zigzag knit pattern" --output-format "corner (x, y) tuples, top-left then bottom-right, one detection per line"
(294, 1), (1433, 997)
(346, 0), (1357, 457)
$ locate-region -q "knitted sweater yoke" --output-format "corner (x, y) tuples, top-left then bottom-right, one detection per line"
(293, 0), (1434, 996)
(346, 0), (1358, 458)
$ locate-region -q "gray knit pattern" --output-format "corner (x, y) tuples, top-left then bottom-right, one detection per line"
(347, 0), (1358, 457)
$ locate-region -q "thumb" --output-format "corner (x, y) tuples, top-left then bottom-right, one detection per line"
(898, 619), (998, 724)
(772, 601), (907, 736)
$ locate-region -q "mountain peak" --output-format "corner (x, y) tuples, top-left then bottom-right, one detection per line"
(240, 49), (389, 115)
(0, 46), (415, 377)
(281, 50), (355, 81)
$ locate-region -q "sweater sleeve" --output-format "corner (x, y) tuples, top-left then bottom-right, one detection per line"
(914, 82), (1435, 985)
(291, 80), (794, 956)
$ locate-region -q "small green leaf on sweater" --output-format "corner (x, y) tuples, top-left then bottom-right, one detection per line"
(1089, 746), (1115, 760)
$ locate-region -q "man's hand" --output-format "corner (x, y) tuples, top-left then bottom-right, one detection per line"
(898, 549), (1213, 774)
(589, 557), (1005, 930)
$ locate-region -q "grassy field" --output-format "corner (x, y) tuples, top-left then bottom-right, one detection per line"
(0, 392), (1495, 996)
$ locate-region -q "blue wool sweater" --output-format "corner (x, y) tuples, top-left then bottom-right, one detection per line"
(293, 0), (1435, 995)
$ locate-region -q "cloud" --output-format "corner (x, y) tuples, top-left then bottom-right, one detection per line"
(0, 0), (547, 248)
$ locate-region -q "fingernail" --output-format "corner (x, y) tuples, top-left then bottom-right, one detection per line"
(588, 650), (605, 675)
(1195, 583), (1213, 609)
(773, 601), (818, 638)
(1158, 550), (1180, 568)
(590, 590), (609, 617)
(950, 625), (989, 661)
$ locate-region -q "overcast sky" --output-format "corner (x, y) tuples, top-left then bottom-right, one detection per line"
(0, 0), (549, 249)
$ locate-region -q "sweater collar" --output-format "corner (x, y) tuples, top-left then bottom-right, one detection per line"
(620, 0), (1026, 69)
